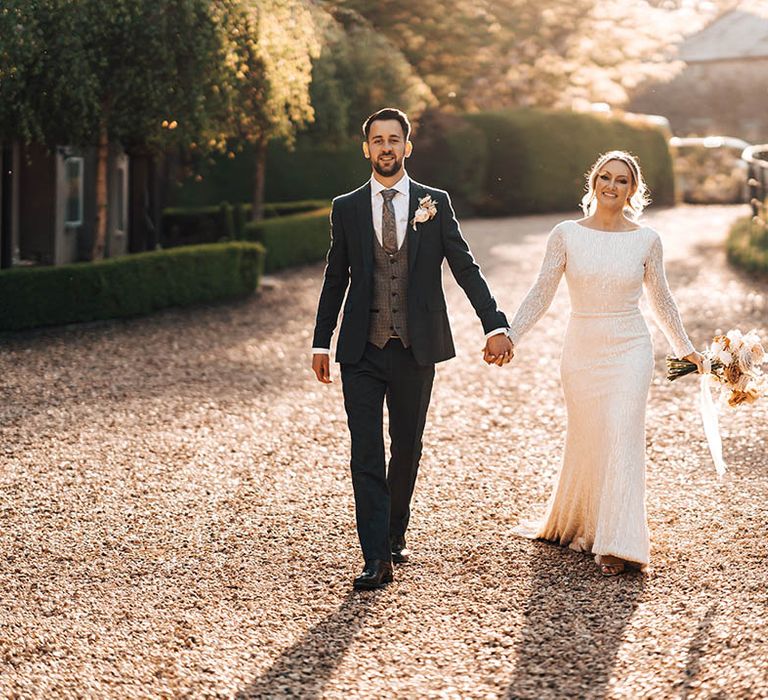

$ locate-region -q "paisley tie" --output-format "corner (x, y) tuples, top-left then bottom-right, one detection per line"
(381, 189), (398, 254)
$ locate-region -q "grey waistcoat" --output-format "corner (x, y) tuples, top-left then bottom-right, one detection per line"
(368, 235), (410, 348)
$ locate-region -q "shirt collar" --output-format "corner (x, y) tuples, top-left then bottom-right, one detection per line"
(370, 170), (410, 198)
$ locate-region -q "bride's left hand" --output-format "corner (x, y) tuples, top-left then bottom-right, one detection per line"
(683, 350), (706, 373)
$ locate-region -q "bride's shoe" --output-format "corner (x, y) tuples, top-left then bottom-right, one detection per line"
(597, 555), (626, 577)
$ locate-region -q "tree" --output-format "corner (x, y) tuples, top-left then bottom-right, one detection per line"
(337, 0), (522, 109)
(1, 0), (229, 259)
(332, 0), (733, 111)
(307, 5), (435, 142)
(218, 0), (319, 221)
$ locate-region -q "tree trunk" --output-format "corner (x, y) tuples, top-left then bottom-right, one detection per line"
(92, 117), (109, 260)
(251, 137), (267, 222)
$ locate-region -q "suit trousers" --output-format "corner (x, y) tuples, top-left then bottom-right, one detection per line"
(341, 339), (435, 562)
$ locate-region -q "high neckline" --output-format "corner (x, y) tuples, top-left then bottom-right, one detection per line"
(572, 220), (645, 234)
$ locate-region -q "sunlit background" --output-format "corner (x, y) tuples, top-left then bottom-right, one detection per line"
(0, 0), (766, 312)
(1, 5), (767, 698)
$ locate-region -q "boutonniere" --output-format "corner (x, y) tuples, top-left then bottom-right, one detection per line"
(410, 194), (438, 231)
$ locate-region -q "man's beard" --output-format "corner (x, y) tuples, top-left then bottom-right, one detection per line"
(372, 154), (403, 177)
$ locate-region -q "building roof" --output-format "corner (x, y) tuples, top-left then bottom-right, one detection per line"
(679, 7), (768, 62)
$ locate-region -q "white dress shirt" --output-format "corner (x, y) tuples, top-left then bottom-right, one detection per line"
(312, 171), (507, 354)
(371, 171), (410, 250)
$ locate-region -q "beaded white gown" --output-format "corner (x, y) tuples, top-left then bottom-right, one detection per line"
(508, 221), (694, 569)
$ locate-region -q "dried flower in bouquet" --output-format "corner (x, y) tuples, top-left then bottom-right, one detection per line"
(667, 328), (766, 407)
(666, 328), (766, 476)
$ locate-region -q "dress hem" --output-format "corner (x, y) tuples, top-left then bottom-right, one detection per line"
(512, 522), (649, 571)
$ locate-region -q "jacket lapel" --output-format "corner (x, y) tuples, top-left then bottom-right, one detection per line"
(407, 181), (422, 272)
(356, 183), (374, 274)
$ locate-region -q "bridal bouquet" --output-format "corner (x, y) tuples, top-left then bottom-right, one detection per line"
(666, 329), (766, 476)
(666, 329), (766, 406)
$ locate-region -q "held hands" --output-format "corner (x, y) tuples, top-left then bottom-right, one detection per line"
(312, 353), (332, 383)
(315, 336), (515, 378)
(683, 350), (706, 374)
(483, 334), (514, 366)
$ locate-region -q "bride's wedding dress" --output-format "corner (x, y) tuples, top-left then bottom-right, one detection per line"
(508, 221), (694, 569)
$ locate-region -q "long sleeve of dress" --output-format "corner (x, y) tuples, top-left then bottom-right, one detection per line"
(507, 226), (566, 346)
(643, 233), (695, 358)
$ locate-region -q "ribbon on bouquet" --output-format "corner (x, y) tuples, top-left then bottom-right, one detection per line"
(698, 357), (726, 478)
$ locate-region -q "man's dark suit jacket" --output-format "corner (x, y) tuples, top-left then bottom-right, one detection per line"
(312, 178), (508, 366)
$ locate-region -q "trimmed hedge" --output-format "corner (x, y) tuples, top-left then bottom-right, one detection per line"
(406, 108), (676, 216)
(264, 140), (368, 201)
(244, 207), (331, 273)
(173, 109), (674, 218)
(173, 139), (368, 207)
(726, 215), (768, 276)
(0, 242), (265, 332)
(462, 109), (675, 216)
(162, 199), (330, 248)
(408, 110), (488, 216)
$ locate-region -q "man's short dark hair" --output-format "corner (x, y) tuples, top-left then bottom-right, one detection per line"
(362, 108), (411, 141)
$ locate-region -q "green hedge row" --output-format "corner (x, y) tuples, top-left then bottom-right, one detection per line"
(161, 199), (329, 248)
(408, 109), (674, 216)
(407, 110), (487, 217)
(264, 140), (369, 201)
(0, 242), (265, 332)
(171, 108), (674, 218)
(726, 215), (768, 276)
(172, 139), (368, 207)
(243, 207), (331, 273)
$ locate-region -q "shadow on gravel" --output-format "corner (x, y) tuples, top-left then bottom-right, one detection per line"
(236, 590), (377, 699)
(505, 542), (645, 699)
(680, 602), (719, 699)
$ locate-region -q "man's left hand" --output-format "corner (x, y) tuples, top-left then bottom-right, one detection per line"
(483, 334), (514, 366)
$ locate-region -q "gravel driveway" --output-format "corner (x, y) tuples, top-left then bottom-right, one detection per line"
(1, 204), (766, 699)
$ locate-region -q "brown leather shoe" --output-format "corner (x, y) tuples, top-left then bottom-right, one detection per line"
(353, 560), (394, 590)
(390, 535), (410, 564)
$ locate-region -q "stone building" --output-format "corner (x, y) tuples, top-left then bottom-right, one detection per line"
(629, 6), (768, 142)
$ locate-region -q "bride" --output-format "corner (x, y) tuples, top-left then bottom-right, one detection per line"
(501, 150), (704, 576)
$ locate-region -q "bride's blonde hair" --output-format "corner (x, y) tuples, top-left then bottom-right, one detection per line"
(580, 150), (650, 221)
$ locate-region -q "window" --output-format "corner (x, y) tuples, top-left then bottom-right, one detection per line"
(114, 155), (128, 236)
(64, 157), (83, 227)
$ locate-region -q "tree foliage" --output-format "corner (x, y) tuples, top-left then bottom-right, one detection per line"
(334, 0), (734, 110)
(0, 0), (323, 237)
(216, 0), (318, 149)
(0, 0), (230, 258)
(0, 0), (226, 150)
(214, 0), (319, 219)
(307, 5), (435, 141)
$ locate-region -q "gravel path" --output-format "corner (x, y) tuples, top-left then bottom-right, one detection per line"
(1, 204), (766, 699)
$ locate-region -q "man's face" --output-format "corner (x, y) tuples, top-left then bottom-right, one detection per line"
(365, 119), (410, 177)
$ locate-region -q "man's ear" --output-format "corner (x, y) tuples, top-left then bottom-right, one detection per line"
(405, 140), (413, 157)
(362, 141), (370, 159)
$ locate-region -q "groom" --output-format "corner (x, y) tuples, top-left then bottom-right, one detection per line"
(312, 108), (513, 589)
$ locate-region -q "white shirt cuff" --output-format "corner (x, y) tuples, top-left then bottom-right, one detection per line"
(312, 348), (330, 354)
(485, 328), (508, 339)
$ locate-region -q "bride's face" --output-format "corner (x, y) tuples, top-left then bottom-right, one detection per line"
(595, 160), (635, 210)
